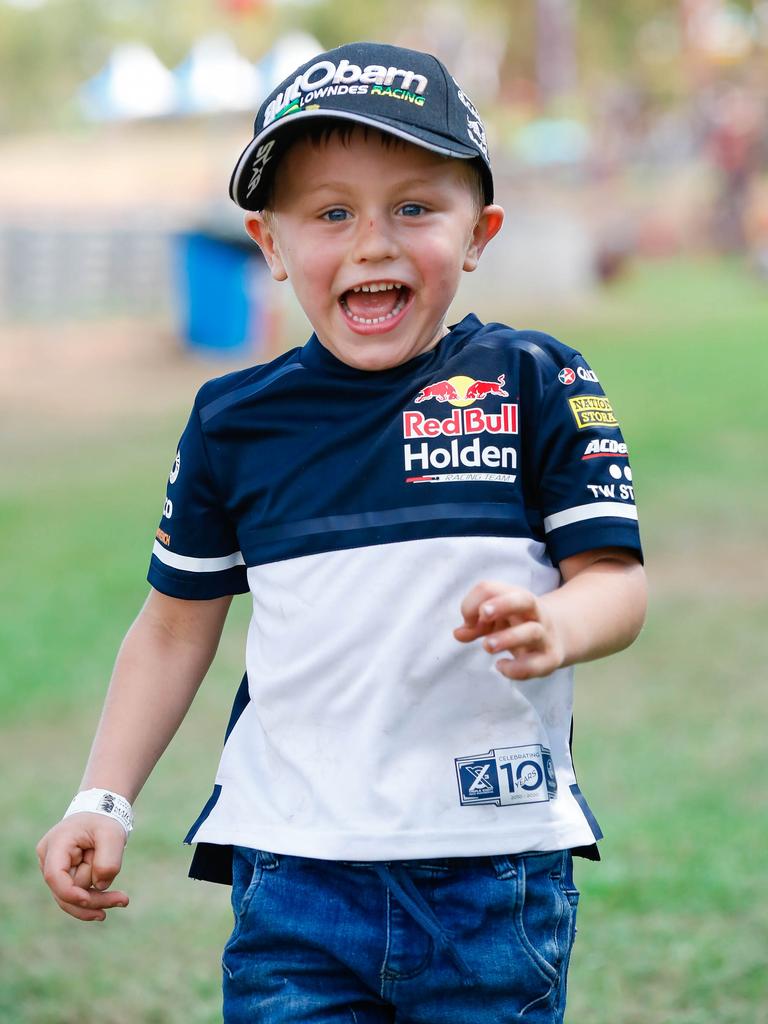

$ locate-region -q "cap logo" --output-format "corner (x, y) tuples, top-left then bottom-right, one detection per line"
(466, 117), (488, 158)
(246, 139), (276, 198)
(263, 59), (429, 127)
(455, 82), (489, 159)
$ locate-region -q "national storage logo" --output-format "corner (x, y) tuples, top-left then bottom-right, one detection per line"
(568, 395), (618, 430)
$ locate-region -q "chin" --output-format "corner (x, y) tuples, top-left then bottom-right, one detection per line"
(357, 339), (422, 371)
(347, 351), (402, 372)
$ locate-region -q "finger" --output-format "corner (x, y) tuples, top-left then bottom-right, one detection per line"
(52, 891), (129, 923)
(54, 895), (108, 922)
(454, 618), (512, 643)
(458, 580), (512, 626)
(81, 888), (129, 910)
(477, 589), (539, 625)
(90, 822), (127, 892)
(44, 846), (128, 908)
(453, 622), (493, 643)
(495, 652), (558, 681)
(38, 829), (83, 873)
(42, 842), (97, 906)
(484, 621), (547, 654)
(454, 607), (533, 644)
(35, 836), (47, 872)
(72, 859), (93, 891)
(68, 845), (90, 877)
(55, 883), (129, 915)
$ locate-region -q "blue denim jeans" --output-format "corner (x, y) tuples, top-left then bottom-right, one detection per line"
(222, 846), (579, 1023)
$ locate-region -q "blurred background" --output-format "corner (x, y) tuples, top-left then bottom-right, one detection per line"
(1, 2), (766, 1022)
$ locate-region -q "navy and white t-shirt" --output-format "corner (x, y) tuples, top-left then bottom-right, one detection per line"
(148, 313), (642, 880)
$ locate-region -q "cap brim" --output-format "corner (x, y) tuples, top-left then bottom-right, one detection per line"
(230, 108), (491, 211)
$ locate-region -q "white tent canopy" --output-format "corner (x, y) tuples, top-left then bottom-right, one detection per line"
(77, 32), (324, 122)
(258, 31), (323, 91)
(174, 34), (263, 114)
(78, 44), (178, 121)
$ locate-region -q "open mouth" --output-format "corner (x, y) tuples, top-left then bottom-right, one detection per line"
(339, 281), (412, 328)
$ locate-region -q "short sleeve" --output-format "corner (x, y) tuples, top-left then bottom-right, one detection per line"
(531, 354), (643, 566)
(147, 402), (249, 599)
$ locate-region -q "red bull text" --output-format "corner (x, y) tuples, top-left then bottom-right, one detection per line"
(402, 397), (518, 481)
(403, 405), (517, 438)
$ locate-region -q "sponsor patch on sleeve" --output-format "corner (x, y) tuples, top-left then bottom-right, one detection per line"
(567, 395), (618, 430)
(169, 450), (180, 484)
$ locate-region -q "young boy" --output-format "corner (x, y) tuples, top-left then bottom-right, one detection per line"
(37, 42), (646, 1023)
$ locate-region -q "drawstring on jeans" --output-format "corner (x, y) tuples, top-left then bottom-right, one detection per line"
(371, 863), (476, 984)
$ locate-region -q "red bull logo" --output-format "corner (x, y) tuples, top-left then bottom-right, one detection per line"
(413, 374), (508, 407)
(403, 372), (518, 483)
(414, 380), (459, 403)
(465, 375), (508, 400)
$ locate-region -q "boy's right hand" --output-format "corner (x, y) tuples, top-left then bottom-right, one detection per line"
(36, 814), (129, 922)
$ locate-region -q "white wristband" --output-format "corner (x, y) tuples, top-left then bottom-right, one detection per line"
(64, 788), (134, 836)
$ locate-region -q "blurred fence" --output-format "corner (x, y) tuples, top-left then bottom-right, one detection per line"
(0, 219), (175, 322)
(0, 199), (603, 328)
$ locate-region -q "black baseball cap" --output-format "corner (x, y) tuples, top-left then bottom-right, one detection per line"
(230, 41), (493, 211)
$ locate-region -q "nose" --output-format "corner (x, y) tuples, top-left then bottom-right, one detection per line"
(351, 214), (398, 264)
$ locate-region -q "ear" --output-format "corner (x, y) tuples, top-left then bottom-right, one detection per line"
(244, 213), (288, 282)
(463, 205), (504, 272)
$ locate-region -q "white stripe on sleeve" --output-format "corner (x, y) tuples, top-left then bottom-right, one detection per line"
(543, 502), (638, 533)
(152, 541), (245, 573)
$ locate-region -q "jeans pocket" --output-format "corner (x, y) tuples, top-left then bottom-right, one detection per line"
(514, 851), (575, 984)
(222, 847), (274, 979)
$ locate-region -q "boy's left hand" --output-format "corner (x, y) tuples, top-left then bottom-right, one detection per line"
(454, 581), (565, 681)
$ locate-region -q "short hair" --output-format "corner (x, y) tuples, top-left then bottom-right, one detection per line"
(260, 120), (486, 222)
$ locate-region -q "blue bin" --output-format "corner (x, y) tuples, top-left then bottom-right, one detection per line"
(176, 231), (265, 356)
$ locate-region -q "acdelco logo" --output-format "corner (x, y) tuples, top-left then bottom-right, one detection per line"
(582, 438), (628, 459)
(264, 60), (429, 126)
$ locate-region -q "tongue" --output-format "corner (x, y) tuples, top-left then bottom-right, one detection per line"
(344, 287), (402, 319)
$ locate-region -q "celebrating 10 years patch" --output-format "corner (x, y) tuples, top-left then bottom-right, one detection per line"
(455, 744), (558, 807)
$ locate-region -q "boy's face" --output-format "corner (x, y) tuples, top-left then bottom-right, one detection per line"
(246, 128), (503, 371)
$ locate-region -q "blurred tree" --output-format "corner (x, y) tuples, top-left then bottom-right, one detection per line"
(579, 0), (677, 79)
(269, 0), (401, 51)
(0, 0), (764, 132)
(0, 0), (107, 129)
(219, 0), (268, 11)
(536, 0), (577, 101)
(0, 0), (278, 131)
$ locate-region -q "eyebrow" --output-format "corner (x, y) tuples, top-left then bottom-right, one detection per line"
(299, 176), (452, 197)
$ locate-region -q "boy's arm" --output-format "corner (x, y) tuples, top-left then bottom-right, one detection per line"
(36, 588), (232, 922)
(454, 548), (647, 680)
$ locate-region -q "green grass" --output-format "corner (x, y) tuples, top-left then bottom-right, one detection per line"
(2, 256), (766, 1022)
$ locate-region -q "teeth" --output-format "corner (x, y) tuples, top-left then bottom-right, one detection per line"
(351, 282), (402, 293)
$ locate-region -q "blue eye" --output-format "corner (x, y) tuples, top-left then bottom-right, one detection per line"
(399, 203), (425, 217)
(323, 208), (349, 222)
